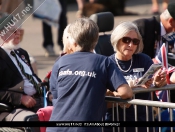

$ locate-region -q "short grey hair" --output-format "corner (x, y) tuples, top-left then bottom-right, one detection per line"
(111, 21), (144, 54)
(161, 9), (172, 20)
(67, 17), (99, 52)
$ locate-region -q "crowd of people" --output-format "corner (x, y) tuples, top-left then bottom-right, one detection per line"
(0, 1), (175, 132)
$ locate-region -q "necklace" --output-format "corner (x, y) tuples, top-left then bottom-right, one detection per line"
(115, 57), (133, 72)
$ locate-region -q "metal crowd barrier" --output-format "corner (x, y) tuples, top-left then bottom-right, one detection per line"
(104, 84), (175, 132)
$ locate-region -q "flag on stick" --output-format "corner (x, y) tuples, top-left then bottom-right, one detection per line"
(155, 43), (172, 102)
(155, 43), (170, 84)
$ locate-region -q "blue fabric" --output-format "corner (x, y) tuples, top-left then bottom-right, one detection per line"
(47, 52), (127, 132)
(156, 109), (175, 132)
(43, 86), (47, 107)
(162, 32), (175, 44)
(109, 53), (153, 80)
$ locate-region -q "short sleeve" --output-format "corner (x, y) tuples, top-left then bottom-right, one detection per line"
(106, 59), (128, 91)
(50, 60), (59, 99)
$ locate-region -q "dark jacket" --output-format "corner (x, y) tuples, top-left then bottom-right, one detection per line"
(133, 16), (161, 59)
(0, 47), (41, 107)
(134, 16), (175, 103)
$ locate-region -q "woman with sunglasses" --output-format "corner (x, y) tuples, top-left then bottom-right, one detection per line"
(105, 21), (166, 132)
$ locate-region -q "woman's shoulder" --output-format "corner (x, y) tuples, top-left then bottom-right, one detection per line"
(108, 53), (115, 59)
(133, 53), (152, 60)
(133, 53), (153, 67)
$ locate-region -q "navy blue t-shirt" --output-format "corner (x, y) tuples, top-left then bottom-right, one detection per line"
(109, 53), (153, 81)
(47, 52), (127, 132)
(105, 53), (153, 132)
(106, 53), (153, 132)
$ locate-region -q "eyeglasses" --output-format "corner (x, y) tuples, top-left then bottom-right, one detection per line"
(121, 37), (140, 45)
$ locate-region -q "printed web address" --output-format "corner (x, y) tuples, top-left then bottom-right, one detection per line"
(59, 70), (96, 78)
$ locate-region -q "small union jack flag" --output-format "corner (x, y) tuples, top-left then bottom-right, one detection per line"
(154, 43), (175, 102)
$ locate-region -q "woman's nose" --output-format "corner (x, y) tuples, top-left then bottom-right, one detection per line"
(128, 42), (133, 46)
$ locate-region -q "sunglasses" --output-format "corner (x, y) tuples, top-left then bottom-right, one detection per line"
(121, 37), (140, 45)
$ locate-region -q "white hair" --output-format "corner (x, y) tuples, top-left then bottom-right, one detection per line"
(62, 24), (76, 53)
(1, 39), (20, 50)
(161, 9), (172, 20)
(111, 21), (143, 54)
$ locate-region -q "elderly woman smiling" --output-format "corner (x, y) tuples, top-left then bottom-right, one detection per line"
(105, 21), (166, 132)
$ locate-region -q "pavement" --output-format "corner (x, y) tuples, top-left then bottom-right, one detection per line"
(21, 0), (174, 80)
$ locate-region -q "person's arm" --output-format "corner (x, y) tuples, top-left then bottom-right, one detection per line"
(107, 58), (133, 99)
(0, 82), (37, 108)
(21, 94), (36, 108)
(113, 84), (133, 99)
(106, 84), (133, 109)
(106, 84), (133, 99)
(0, 88), (37, 109)
(0, 63), (23, 107)
(0, 90), (22, 106)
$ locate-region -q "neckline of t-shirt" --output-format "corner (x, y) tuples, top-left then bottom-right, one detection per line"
(74, 51), (94, 54)
(114, 54), (138, 63)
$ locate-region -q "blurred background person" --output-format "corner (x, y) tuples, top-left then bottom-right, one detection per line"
(133, 2), (175, 65)
(0, 15), (44, 122)
(76, 0), (97, 18)
(0, 0), (38, 75)
(42, 0), (67, 57)
(76, 0), (127, 18)
(151, 0), (169, 14)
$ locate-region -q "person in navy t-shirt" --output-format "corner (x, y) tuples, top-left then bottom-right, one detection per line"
(46, 18), (133, 132)
(105, 21), (166, 132)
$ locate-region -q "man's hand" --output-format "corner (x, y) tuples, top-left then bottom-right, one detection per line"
(21, 95), (36, 108)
